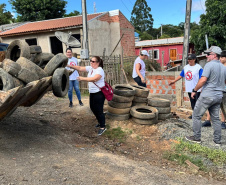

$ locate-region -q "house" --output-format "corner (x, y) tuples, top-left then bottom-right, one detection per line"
(0, 10), (135, 57)
(135, 37), (194, 66)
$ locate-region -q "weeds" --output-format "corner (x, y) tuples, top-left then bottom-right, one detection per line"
(104, 126), (129, 143)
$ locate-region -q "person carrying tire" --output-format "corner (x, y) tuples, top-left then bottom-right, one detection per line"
(65, 48), (83, 107)
(67, 56), (106, 136)
(169, 54), (203, 119)
(132, 50), (149, 87)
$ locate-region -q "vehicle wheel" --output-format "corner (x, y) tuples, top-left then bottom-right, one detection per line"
(130, 84), (149, 98)
(107, 105), (131, 114)
(158, 113), (172, 120)
(132, 116), (158, 125)
(52, 68), (69, 97)
(44, 53), (68, 76)
(2, 59), (21, 77)
(106, 111), (130, 121)
(29, 45), (42, 54)
(0, 68), (15, 91)
(17, 67), (39, 83)
(5, 40), (30, 61)
(148, 98), (170, 107)
(112, 94), (134, 103)
(155, 107), (171, 114)
(130, 105), (158, 119)
(17, 57), (47, 79)
(108, 100), (132, 109)
(112, 84), (135, 97)
(133, 96), (147, 103)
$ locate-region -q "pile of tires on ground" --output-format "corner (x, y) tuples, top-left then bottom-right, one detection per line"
(130, 84), (149, 106)
(0, 40), (69, 97)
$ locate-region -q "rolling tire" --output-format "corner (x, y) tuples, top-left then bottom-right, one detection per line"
(133, 96), (147, 103)
(108, 100), (132, 109)
(107, 105), (131, 115)
(155, 107), (171, 114)
(30, 45), (42, 54)
(17, 67), (39, 83)
(132, 116), (158, 125)
(52, 68), (69, 97)
(130, 84), (149, 98)
(112, 84), (135, 97)
(12, 77), (25, 87)
(0, 68), (15, 91)
(132, 102), (147, 107)
(106, 112), (130, 121)
(5, 40), (30, 61)
(130, 106), (158, 120)
(158, 113), (172, 120)
(112, 94), (134, 103)
(33, 52), (54, 65)
(16, 57), (47, 79)
(2, 59), (21, 77)
(44, 53), (68, 76)
(148, 98), (170, 107)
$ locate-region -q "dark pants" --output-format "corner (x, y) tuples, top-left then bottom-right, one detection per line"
(90, 91), (105, 128)
(188, 92), (201, 110)
(133, 76), (146, 87)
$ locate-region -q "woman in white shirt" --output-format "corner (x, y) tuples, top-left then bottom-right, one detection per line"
(67, 56), (106, 136)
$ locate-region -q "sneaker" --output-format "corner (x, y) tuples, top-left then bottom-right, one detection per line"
(221, 122), (226, 129)
(69, 102), (73, 108)
(185, 136), (201, 143)
(213, 140), (221, 146)
(202, 120), (211, 127)
(79, 100), (84, 106)
(95, 124), (100, 128)
(188, 115), (192, 119)
(98, 128), (107, 136)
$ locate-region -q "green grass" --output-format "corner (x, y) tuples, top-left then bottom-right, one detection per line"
(104, 126), (129, 143)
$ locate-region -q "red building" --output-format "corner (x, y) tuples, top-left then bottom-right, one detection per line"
(135, 37), (194, 67)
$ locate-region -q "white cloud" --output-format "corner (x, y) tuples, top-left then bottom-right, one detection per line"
(192, 0), (206, 12)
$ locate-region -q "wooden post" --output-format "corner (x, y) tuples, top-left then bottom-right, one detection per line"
(161, 51), (164, 71)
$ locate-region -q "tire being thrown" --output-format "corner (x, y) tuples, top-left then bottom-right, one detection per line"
(130, 105), (158, 120)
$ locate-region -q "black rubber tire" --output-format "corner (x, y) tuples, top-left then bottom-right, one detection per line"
(107, 105), (131, 114)
(112, 84), (135, 97)
(30, 45), (42, 54)
(155, 107), (171, 114)
(5, 40), (30, 61)
(133, 96), (147, 103)
(158, 113), (172, 120)
(2, 59), (21, 77)
(16, 57), (47, 79)
(148, 98), (170, 107)
(33, 52), (54, 65)
(12, 77), (25, 87)
(106, 111), (130, 121)
(17, 67), (39, 83)
(112, 94), (134, 103)
(52, 68), (69, 97)
(130, 105), (158, 119)
(132, 116), (158, 125)
(132, 102), (147, 107)
(0, 62), (3, 68)
(108, 100), (132, 109)
(44, 53), (68, 76)
(130, 84), (149, 98)
(0, 68), (15, 91)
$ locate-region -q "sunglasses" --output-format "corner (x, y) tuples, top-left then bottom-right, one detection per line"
(90, 60), (96, 63)
(206, 53), (215, 56)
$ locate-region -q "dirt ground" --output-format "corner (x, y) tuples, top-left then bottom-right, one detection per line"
(0, 92), (225, 185)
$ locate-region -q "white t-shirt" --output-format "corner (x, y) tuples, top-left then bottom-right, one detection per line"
(86, 66), (105, 93)
(65, 57), (79, 80)
(132, 57), (146, 78)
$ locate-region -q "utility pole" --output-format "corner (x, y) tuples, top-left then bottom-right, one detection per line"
(81, 0), (89, 59)
(182, 0), (192, 67)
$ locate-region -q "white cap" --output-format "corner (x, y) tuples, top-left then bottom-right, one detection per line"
(141, 50), (149, 57)
(204, 46), (222, 55)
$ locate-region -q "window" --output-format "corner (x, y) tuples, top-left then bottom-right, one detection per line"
(25, 38), (37, 45)
(148, 49), (159, 60)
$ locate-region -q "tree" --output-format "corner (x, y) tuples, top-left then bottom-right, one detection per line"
(190, 0), (226, 54)
(64, 10), (81, 17)
(9, 0), (67, 21)
(0, 3), (14, 25)
(130, 0), (154, 33)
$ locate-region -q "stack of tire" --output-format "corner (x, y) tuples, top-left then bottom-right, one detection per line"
(148, 98), (172, 120)
(130, 105), (158, 125)
(106, 84), (135, 121)
(130, 84), (149, 106)
(0, 39), (69, 97)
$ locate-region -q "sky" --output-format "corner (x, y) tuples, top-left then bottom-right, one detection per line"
(2, 0), (206, 28)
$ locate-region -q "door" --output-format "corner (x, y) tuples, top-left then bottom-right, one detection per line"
(170, 49), (177, 61)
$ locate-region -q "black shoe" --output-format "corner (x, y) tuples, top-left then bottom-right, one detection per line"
(221, 122), (226, 129)
(188, 115), (192, 119)
(79, 100), (83, 106)
(185, 136), (201, 143)
(213, 140), (221, 146)
(202, 120), (211, 127)
(69, 102), (73, 107)
(98, 128), (107, 136)
(95, 124), (100, 128)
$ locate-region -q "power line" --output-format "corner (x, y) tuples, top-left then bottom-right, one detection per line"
(120, 0), (131, 13)
(199, 0), (206, 12)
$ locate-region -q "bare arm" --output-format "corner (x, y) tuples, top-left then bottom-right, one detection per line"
(135, 63), (145, 83)
(78, 74), (102, 82)
(67, 65), (87, 72)
(169, 76), (182, 85)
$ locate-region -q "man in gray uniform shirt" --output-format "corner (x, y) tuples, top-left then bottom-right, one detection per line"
(185, 46), (226, 146)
